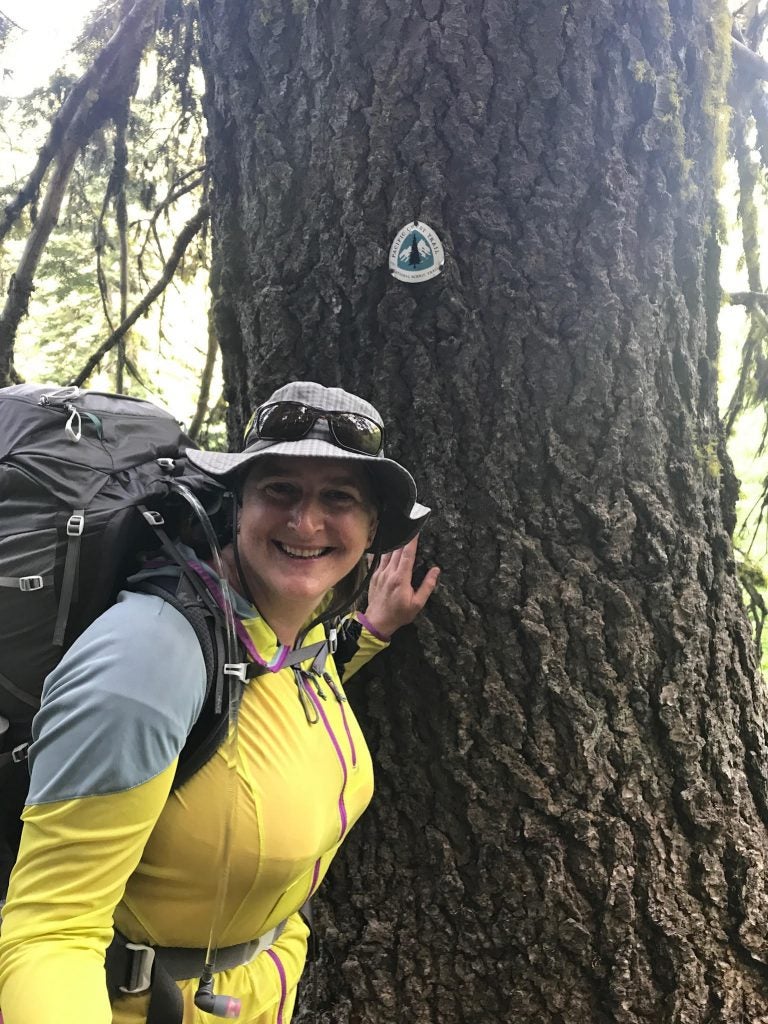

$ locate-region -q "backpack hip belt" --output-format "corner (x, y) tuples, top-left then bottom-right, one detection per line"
(106, 920), (288, 1024)
(109, 919), (287, 993)
(106, 919), (288, 1005)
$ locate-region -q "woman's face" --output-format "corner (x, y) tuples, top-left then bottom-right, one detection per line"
(236, 456), (378, 620)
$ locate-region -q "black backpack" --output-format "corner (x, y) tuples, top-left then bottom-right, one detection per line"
(0, 384), (233, 894)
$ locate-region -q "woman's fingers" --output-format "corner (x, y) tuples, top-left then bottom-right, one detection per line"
(366, 536), (439, 634)
(413, 566), (440, 608)
(377, 550), (394, 571)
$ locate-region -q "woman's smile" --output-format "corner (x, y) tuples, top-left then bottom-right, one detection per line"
(273, 542), (333, 559)
(232, 456), (378, 640)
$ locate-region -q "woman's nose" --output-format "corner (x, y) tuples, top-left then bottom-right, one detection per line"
(287, 497), (323, 533)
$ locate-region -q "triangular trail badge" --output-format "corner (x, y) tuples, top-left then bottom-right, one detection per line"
(389, 221), (445, 283)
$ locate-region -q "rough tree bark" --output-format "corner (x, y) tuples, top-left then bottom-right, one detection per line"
(198, 1), (768, 1021)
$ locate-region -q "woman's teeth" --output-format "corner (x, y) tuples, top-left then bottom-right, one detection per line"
(277, 543), (329, 559)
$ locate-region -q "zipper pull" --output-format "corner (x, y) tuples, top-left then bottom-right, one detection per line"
(323, 672), (347, 703)
(311, 672), (327, 700)
(293, 669), (319, 724)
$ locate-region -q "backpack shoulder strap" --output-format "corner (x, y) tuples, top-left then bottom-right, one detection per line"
(334, 616), (363, 680)
(131, 575), (239, 790)
(131, 573), (333, 788)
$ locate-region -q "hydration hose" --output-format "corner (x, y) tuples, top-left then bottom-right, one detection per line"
(170, 482), (243, 1018)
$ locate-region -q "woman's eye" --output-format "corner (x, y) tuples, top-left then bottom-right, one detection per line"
(325, 490), (357, 505)
(263, 482), (297, 500)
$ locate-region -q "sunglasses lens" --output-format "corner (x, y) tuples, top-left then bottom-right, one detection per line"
(257, 403), (313, 440)
(331, 413), (383, 455)
(253, 402), (383, 455)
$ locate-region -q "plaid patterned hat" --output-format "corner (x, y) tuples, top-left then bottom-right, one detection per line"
(186, 381), (431, 552)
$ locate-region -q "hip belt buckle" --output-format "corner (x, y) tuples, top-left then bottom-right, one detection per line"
(120, 942), (156, 995)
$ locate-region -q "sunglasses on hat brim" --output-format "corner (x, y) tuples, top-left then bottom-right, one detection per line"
(247, 401), (385, 456)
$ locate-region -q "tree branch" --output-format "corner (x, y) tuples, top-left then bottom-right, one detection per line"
(68, 203), (209, 387)
(732, 35), (768, 82)
(727, 291), (768, 311)
(731, 22), (768, 165)
(0, 129), (86, 385)
(0, 0), (163, 385)
(114, 100), (130, 392)
(95, 210), (117, 335)
(724, 306), (768, 436)
(137, 166), (205, 272)
(0, 8), (21, 33)
(0, 0), (163, 244)
(735, 111), (762, 294)
(188, 305), (218, 441)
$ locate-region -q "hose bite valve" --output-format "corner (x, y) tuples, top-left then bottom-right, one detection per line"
(194, 972), (241, 1018)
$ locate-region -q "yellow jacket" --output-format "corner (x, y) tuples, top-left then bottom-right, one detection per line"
(0, 587), (386, 1024)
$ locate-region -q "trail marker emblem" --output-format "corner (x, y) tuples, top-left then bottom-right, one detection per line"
(389, 221), (444, 283)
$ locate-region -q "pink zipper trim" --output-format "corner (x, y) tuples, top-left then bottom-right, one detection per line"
(306, 684), (349, 839)
(309, 857), (321, 897)
(338, 700), (357, 768)
(266, 949), (287, 1024)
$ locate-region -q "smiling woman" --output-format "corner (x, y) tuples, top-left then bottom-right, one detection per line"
(0, 380), (440, 1024)
(189, 382), (439, 644)
(227, 456), (379, 644)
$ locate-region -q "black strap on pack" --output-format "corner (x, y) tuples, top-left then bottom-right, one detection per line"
(106, 925), (288, 1024)
(333, 616), (363, 681)
(133, 572), (331, 786)
(105, 934), (184, 1024)
(134, 574), (237, 788)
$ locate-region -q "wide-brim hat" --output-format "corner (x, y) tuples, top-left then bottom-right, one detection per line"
(185, 381), (431, 553)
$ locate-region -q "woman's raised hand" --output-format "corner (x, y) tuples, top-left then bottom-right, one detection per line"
(362, 535), (440, 639)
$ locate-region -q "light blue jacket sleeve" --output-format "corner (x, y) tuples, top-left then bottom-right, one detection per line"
(28, 591), (207, 804)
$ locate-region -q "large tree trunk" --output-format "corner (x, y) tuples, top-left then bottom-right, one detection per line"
(197, 1), (768, 1020)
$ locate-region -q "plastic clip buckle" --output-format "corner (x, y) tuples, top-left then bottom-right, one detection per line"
(157, 458), (176, 471)
(119, 942), (156, 995)
(67, 514), (85, 537)
(64, 405), (82, 443)
(224, 663), (249, 682)
(11, 743), (29, 765)
(329, 627), (338, 654)
(142, 510), (165, 527)
(19, 575), (44, 592)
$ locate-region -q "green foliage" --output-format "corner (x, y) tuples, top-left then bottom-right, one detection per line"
(730, 420), (768, 671)
(0, 8), (19, 57)
(0, 0), (219, 434)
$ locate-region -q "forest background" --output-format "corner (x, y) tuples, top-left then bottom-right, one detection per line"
(0, 0), (221, 442)
(3, 0), (768, 665)
(7, 2), (768, 1020)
